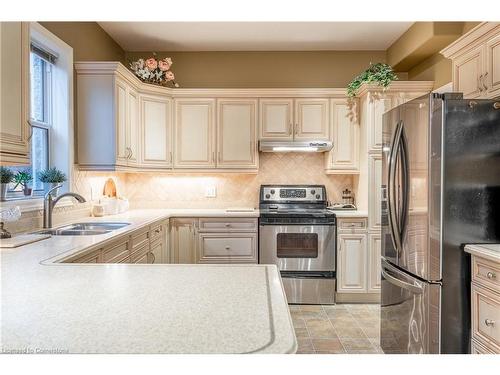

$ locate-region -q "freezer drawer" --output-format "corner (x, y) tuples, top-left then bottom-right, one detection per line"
(380, 258), (441, 354)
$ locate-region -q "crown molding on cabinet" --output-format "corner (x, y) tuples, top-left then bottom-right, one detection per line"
(354, 81), (434, 98)
(441, 22), (500, 59)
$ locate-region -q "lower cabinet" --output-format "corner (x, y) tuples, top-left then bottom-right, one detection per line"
(336, 217), (380, 302)
(337, 232), (367, 293)
(169, 218), (198, 264)
(197, 233), (257, 264)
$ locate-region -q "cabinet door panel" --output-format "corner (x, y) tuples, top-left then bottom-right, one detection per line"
(327, 99), (359, 171)
(454, 45), (485, 99)
(294, 99), (329, 140)
(368, 95), (393, 151)
(197, 233), (257, 264)
(217, 99), (257, 168)
(259, 99), (293, 140)
(127, 89), (139, 165)
(486, 33), (500, 97)
(115, 80), (128, 164)
(170, 218), (197, 264)
(141, 95), (172, 168)
(368, 154), (382, 231)
(0, 22), (30, 163)
(337, 233), (367, 292)
(368, 234), (381, 292)
(150, 240), (164, 264)
(174, 99), (215, 168)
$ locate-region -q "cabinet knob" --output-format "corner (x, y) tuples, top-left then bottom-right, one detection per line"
(225, 223), (231, 227)
(487, 271), (496, 279)
(485, 319), (495, 327)
(225, 245), (231, 250)
(155, 229), (160, 234)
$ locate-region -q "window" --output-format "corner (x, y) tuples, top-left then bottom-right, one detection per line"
(9, 49), (52, 197)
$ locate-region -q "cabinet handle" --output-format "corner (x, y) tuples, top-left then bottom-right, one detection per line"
(486, 271), (496, 279)
(295, 123), (298, 135)
(151, 252), (156, 264)
(484, 319), (495, 327)
(478, 75), (483, 92)
(169, 151), (173, 163)
(289, 123), (292, 135)
(155, 229), (160, 234)
(482, 72), (488, 91)
(225, 245), (231, 250)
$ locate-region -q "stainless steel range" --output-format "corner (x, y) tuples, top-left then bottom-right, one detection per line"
(258, 185), (336, 304)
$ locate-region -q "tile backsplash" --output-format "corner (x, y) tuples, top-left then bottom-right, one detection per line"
(121, 153), (350, 208)
(5, 153), (352, 233)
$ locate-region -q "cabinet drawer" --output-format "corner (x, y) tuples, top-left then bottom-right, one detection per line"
(70, 249), (101, 263)
(198, 218), (257, 232)
(198, 233), (257, 263)
(102, 239), (130, 263)
(150, 223), (164, 242)
(471, 338), (495, 354)
(472, 283), (500, 353)
(131, 227), (150, 249)
(473, 256), (500, 292)
(338, 218), (367, 231)
(130, 242), (149, 263)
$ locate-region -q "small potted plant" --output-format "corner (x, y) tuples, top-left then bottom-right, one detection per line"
(13, 170), (33, 197)
(0, 166), (15, 201)
(38, 167), (67, 197)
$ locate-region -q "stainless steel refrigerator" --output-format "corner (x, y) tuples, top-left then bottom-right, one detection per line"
(380, 93), (500, 354)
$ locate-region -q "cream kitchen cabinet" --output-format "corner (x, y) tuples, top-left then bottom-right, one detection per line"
(325, 99), (359, 173)
(76, 63), (143, 170)
(170, 218), (198, 264)
(140, 94), (172, 169)
(0, 22), (30, 165)
(173, 98), (216, 169)
(196, 218), (258, 264)
(259, 98), (329, 141)
(441, 22), (500, 99)
(368, 153), (382, 231)
(337, 232), (367, 293)
(367, 233), (382, 292)
(259, 99), (294, 140)
(217, 99), (258, 169)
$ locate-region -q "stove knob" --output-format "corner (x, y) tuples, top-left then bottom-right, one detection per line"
(265, 194), (271, 199)
(270, 189), (275, 194)
(311, 189), (315, 195)
(315, 194), (320, 199)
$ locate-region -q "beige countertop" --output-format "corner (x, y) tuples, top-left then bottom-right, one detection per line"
(1, 208), (297, 354)
(329, 210), (368, 218)
(465, 243), (500, 263)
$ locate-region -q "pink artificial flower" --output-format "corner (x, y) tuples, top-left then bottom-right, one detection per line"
(164, 71), (175, 81)
(145, 57), (158, 70)
(158, 57), (172, 71)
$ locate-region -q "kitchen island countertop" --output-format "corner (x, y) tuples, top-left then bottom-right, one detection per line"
(0, 209), (296, 354)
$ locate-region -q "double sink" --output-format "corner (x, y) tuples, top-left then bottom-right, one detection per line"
(34, 222), (130, 236)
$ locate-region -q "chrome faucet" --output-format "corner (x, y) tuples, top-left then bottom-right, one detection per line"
(43, 185), (87, 228)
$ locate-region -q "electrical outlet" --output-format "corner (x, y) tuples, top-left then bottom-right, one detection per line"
(205, 186), (217, 198)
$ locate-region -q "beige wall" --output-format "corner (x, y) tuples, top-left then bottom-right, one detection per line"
(39, 22), (125, 62)
(125, 51), (386, 88)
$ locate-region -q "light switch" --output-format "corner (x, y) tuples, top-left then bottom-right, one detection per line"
(205, 186), (217, 198)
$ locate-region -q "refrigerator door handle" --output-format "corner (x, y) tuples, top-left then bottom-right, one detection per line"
(388, 121), (403, 253)
(382, 262), (424, 295)
(399, 122), (410, 237)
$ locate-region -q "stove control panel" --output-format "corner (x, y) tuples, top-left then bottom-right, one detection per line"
(261, 186), (325, 202)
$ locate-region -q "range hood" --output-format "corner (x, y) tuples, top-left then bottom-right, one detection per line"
(259, 140), (333, 153)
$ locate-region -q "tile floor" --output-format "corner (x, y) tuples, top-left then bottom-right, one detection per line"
(290, 304), (383, 354)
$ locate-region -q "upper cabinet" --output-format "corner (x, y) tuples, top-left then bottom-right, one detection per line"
(259, 99), (293, 140)
(0, 22), (30, 165)
(140, 94), (172, 169)
(294, 98), (329, 140)
(259, 98), (329, 141)
(325, 98), (359, 173)
(441, 22), (500, 99)
(174, 98), (216, 169)
(217, 99), (258, 169)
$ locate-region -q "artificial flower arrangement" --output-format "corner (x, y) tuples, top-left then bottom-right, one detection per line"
(129, 53), (179, 87)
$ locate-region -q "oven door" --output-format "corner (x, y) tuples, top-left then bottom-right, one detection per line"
(259, 224), (335, 272)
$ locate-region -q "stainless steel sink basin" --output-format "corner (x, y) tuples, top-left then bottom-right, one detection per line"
(35, 229), (112, 236)
(32, 222), (130, 236)
(59, 222), (130, 231)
